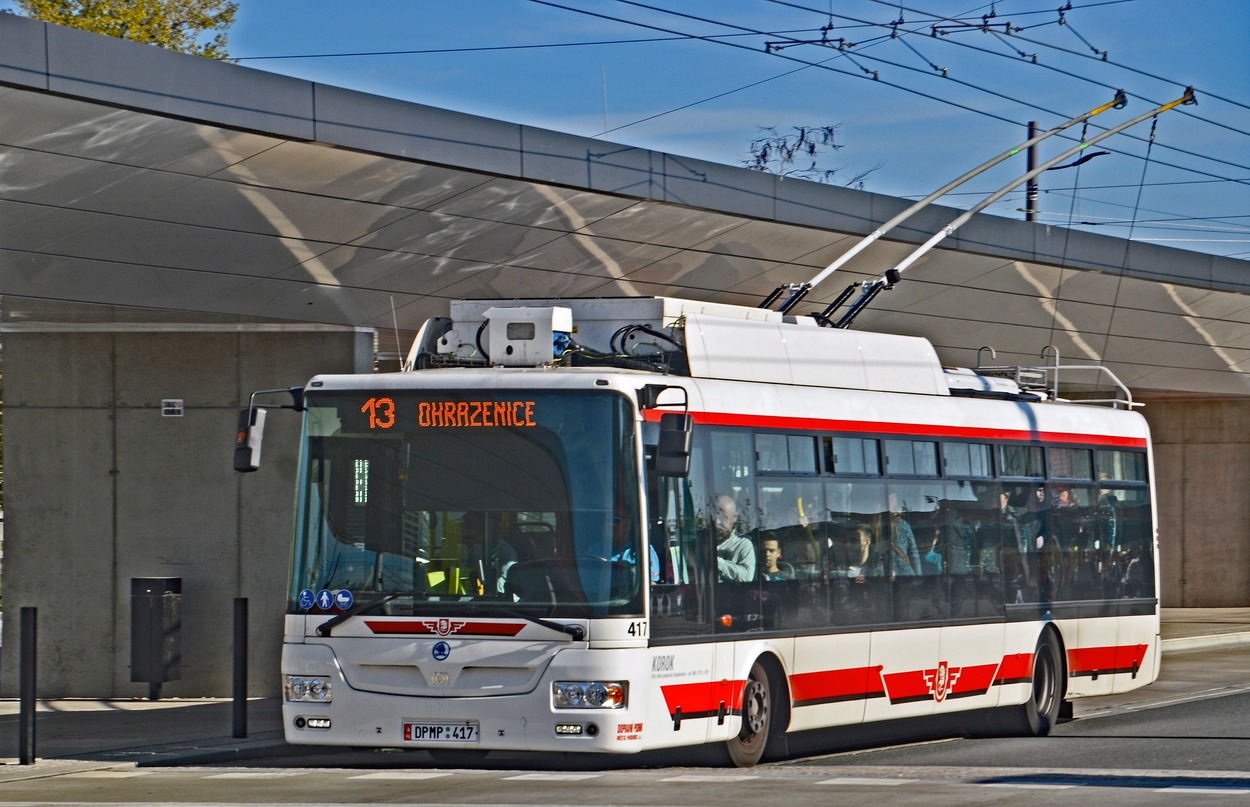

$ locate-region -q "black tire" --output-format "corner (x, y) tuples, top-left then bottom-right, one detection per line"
(725, 660), (772, 767)
(1006, 630), (1064, 736)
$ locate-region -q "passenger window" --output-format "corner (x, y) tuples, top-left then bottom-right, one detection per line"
(710, 430), (753, 502)
(826, 480), (889, 625)
(788, 436), (817, 474)
(755, 433), (789, 472)
(827, 437), (880, 475)
(883, 440), (939, 476)
(1095, 450), (1148, 482)
(756, 433), (817, 474)
(886, 482), (944, 621)
(1000, 444), (1044, 478)
(1100, 487), (1154, 599)
(944, 442), (993, 478)
(757, 482), (823, 579)
(1049, 447), (1093, 480)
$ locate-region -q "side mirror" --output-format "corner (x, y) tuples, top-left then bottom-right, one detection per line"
(655, 412), (693, 477)
(233, 407), (267, 473)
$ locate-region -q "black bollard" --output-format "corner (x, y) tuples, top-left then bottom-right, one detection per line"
(232, 598), (248, 739)
(19, 607), (36, 765)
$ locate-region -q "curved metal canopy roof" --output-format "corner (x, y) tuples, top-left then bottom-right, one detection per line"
(2, 14), (1249, 396)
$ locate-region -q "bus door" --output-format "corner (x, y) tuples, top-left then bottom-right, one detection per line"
(645, 442), (715, 745)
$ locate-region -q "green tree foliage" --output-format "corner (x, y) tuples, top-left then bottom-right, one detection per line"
(14, 0), (238, 59)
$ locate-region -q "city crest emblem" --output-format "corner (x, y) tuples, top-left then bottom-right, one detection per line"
(926, 660), (961, 703)
(423, 618), (467, 637)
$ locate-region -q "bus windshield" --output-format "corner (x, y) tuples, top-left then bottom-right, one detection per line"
(289, 389), (643, 618)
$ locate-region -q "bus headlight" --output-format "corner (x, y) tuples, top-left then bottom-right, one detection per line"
(285, 675), (332, 703)
(552, 681), (627, 709)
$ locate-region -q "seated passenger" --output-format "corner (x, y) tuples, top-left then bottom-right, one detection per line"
(759, 538), (794, 581)
(713, 494), (755, 582)
(831, 525), (883, 583)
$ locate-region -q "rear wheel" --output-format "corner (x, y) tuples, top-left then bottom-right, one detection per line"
(725, 660), (771, 767)
(1005, 630), (1064, 736)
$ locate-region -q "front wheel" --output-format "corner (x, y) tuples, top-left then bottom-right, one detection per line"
(725, 660), (771, 767)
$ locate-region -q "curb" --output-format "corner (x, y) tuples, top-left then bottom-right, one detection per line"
(1162, 630), (1250, 654)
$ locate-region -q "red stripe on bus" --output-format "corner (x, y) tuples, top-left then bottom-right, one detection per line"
(1068, 644), (1149, 677)
(643, 409), (1147, 448)
(944, 662), (999, 699)
(666, 642), (1150, 719)
(362, 620), (526, 637)
(790, 666), (885, 705)
(881, 668), (935, 703)
(660, 679), (747, 718)
(881, 661), (1003, 704)
(994, 652), (1034, 685)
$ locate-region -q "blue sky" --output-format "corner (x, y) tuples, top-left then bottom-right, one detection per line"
(9, 1), (1248, 257)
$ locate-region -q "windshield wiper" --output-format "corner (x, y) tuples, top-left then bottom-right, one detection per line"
(315, 593), (410, 637)
(468, 602), (586, 642)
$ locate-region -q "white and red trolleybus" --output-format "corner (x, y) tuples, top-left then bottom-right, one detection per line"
(249, 296), (1158, 766)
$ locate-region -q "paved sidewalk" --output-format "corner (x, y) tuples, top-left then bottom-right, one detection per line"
(1160, 606), (1250, 653)
(0, 608), (1246, 776)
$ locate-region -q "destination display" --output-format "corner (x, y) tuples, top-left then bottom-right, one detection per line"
(355, 396), (539, 430)
(417, 399), (537, 428)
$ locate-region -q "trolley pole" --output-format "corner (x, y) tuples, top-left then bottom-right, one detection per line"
(232, 598), (248, 739)
(19, 607), (37, 765)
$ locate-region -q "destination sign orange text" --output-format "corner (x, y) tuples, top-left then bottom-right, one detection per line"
(418, 400), (537, 428)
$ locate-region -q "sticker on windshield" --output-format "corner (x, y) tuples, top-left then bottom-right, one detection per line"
(298, 589), (315, 610)
(334, 589), (354, 610)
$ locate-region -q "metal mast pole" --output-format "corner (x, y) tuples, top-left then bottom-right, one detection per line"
(1026, 121), (1039, 222)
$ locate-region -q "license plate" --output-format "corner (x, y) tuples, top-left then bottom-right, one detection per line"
(403, 721), (480, 743)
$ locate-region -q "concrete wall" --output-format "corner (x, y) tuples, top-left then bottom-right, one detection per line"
(1, 327), (372, 697)
(1143, 399), (1250, 608)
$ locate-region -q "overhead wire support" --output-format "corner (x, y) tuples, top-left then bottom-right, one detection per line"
(1057, 3), (1108, 60)
(895, 34), (948, 77)
(931, 20), (1016, 36)
(833, 87), (1198, 330)
(987, 30), (1037, 63)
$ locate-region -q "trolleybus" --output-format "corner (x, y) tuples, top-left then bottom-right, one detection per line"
(243, 295), (1158, 766)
